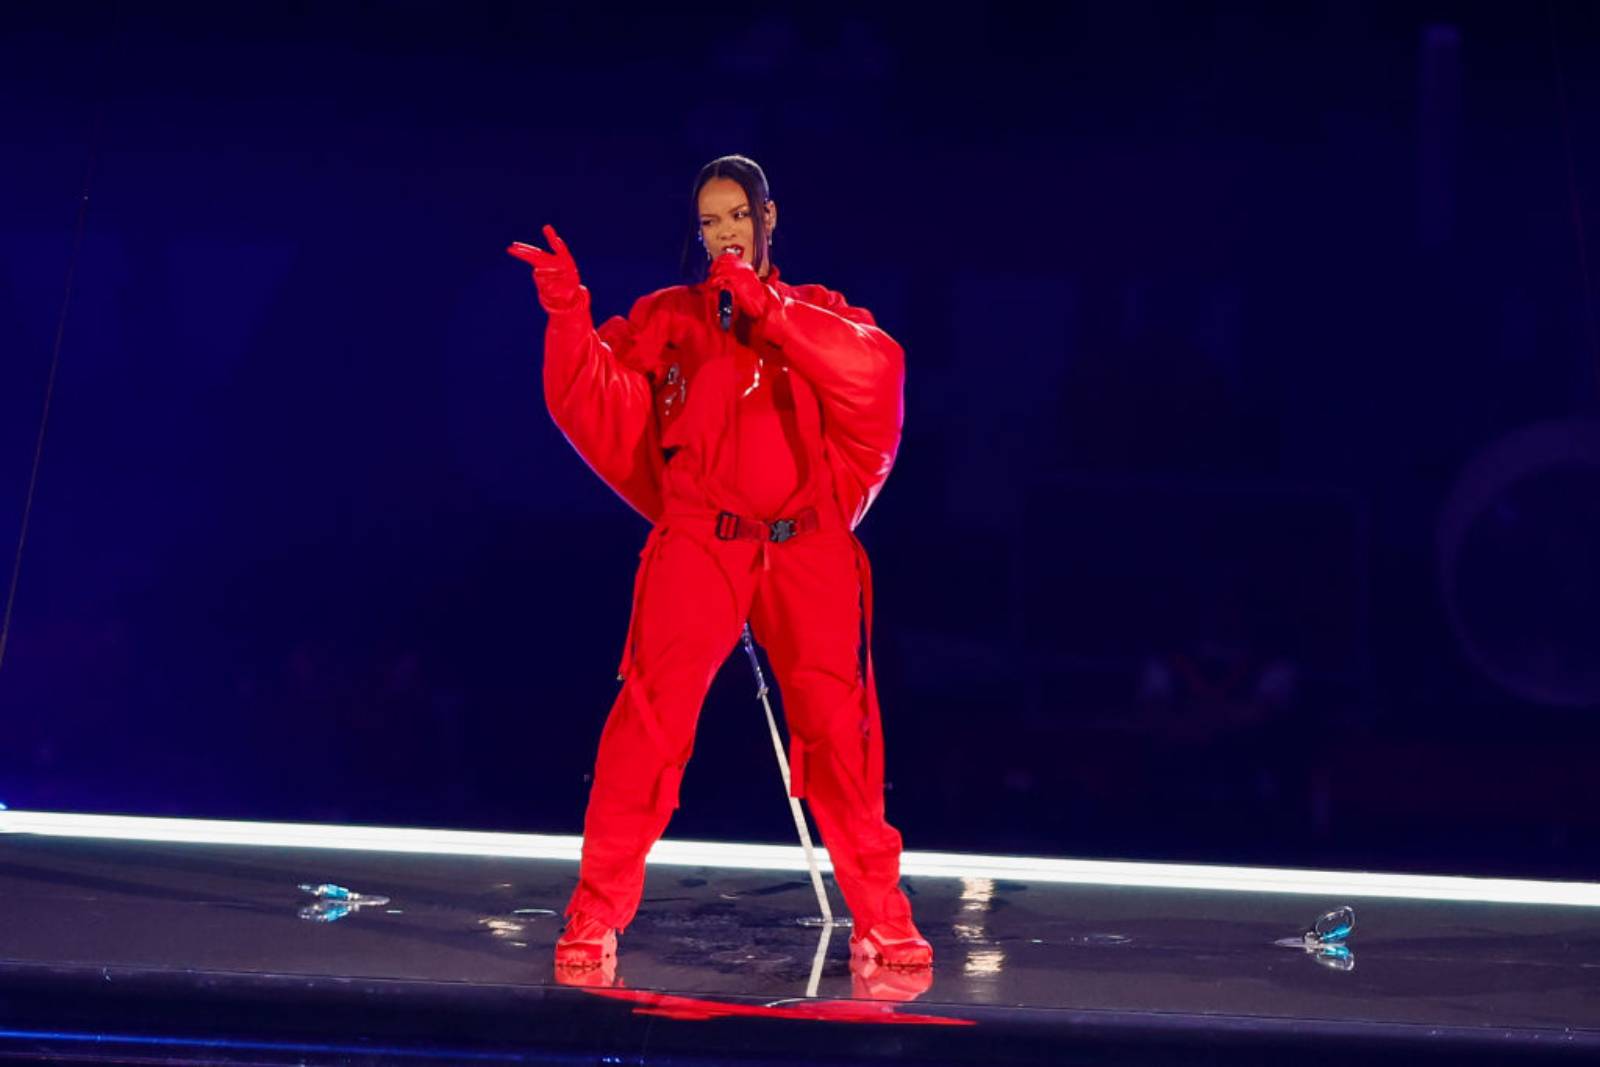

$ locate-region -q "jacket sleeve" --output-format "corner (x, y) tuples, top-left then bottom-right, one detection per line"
(758, 285), (906, 527)
(542, 288), (668, 521)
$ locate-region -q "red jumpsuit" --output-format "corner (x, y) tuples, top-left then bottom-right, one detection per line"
(542, 267), (914, 937)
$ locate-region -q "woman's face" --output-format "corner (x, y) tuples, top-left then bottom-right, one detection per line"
(698, 177), (777, 275)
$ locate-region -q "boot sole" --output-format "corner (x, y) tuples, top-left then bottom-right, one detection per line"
(850, 934), (933, 969)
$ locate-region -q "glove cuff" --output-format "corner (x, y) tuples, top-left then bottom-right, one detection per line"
(539, 284), (591, 317)
(752, 291), (790, 346)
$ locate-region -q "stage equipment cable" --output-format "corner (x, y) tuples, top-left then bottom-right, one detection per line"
(0, 108), (103, 675)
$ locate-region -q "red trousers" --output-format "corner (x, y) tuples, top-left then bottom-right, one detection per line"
(565, 508), (913, 934)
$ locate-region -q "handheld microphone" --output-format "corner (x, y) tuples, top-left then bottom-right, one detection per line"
(716, 247), (740, 332)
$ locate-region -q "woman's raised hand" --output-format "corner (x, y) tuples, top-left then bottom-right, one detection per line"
(706, 251), (778, 321)
(507, 225), (583, 312)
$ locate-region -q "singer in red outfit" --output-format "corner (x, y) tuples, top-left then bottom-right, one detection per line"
(508, 155), (932, 972)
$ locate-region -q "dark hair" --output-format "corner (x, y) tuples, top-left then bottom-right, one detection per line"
(681, 154), (772, 281)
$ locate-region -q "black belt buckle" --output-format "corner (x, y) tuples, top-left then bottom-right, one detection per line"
(768, 518), (796, 543)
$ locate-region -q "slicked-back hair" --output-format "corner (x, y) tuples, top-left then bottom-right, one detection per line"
(682, 154), (772, 281)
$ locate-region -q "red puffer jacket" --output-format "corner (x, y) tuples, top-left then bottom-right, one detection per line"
(540, 268), (905, 529)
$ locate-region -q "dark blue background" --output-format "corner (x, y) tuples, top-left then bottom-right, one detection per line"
(4, 1), (1598, 878)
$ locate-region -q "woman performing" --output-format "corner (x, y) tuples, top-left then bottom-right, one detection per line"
(507, 155), (932, 974)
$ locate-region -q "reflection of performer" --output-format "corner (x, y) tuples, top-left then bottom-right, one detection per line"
(508, 155), (931, 973)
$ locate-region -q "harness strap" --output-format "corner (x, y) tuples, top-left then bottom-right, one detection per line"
(615, 524), (748, 815)
(714, 506), (820, 544)
(613, 528), (682, 814)
(852, 533), (886, 817)
(787, 533), (881, 811)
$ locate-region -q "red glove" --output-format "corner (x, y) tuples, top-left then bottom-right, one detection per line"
(507, 224), (584, 313)
(706, 251), (779, 322)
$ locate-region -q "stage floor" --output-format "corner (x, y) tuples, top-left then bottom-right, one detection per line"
(0, 811), (1596, 1065)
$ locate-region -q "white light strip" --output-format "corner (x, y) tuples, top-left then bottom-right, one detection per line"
(2, 809), (1597, 908)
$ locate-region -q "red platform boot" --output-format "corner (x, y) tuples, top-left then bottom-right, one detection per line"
(850, 917), (933, 968)
(554, 912), (617, 971)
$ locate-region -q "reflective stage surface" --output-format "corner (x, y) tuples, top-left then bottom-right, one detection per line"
(0, 813), (1596, 1065)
